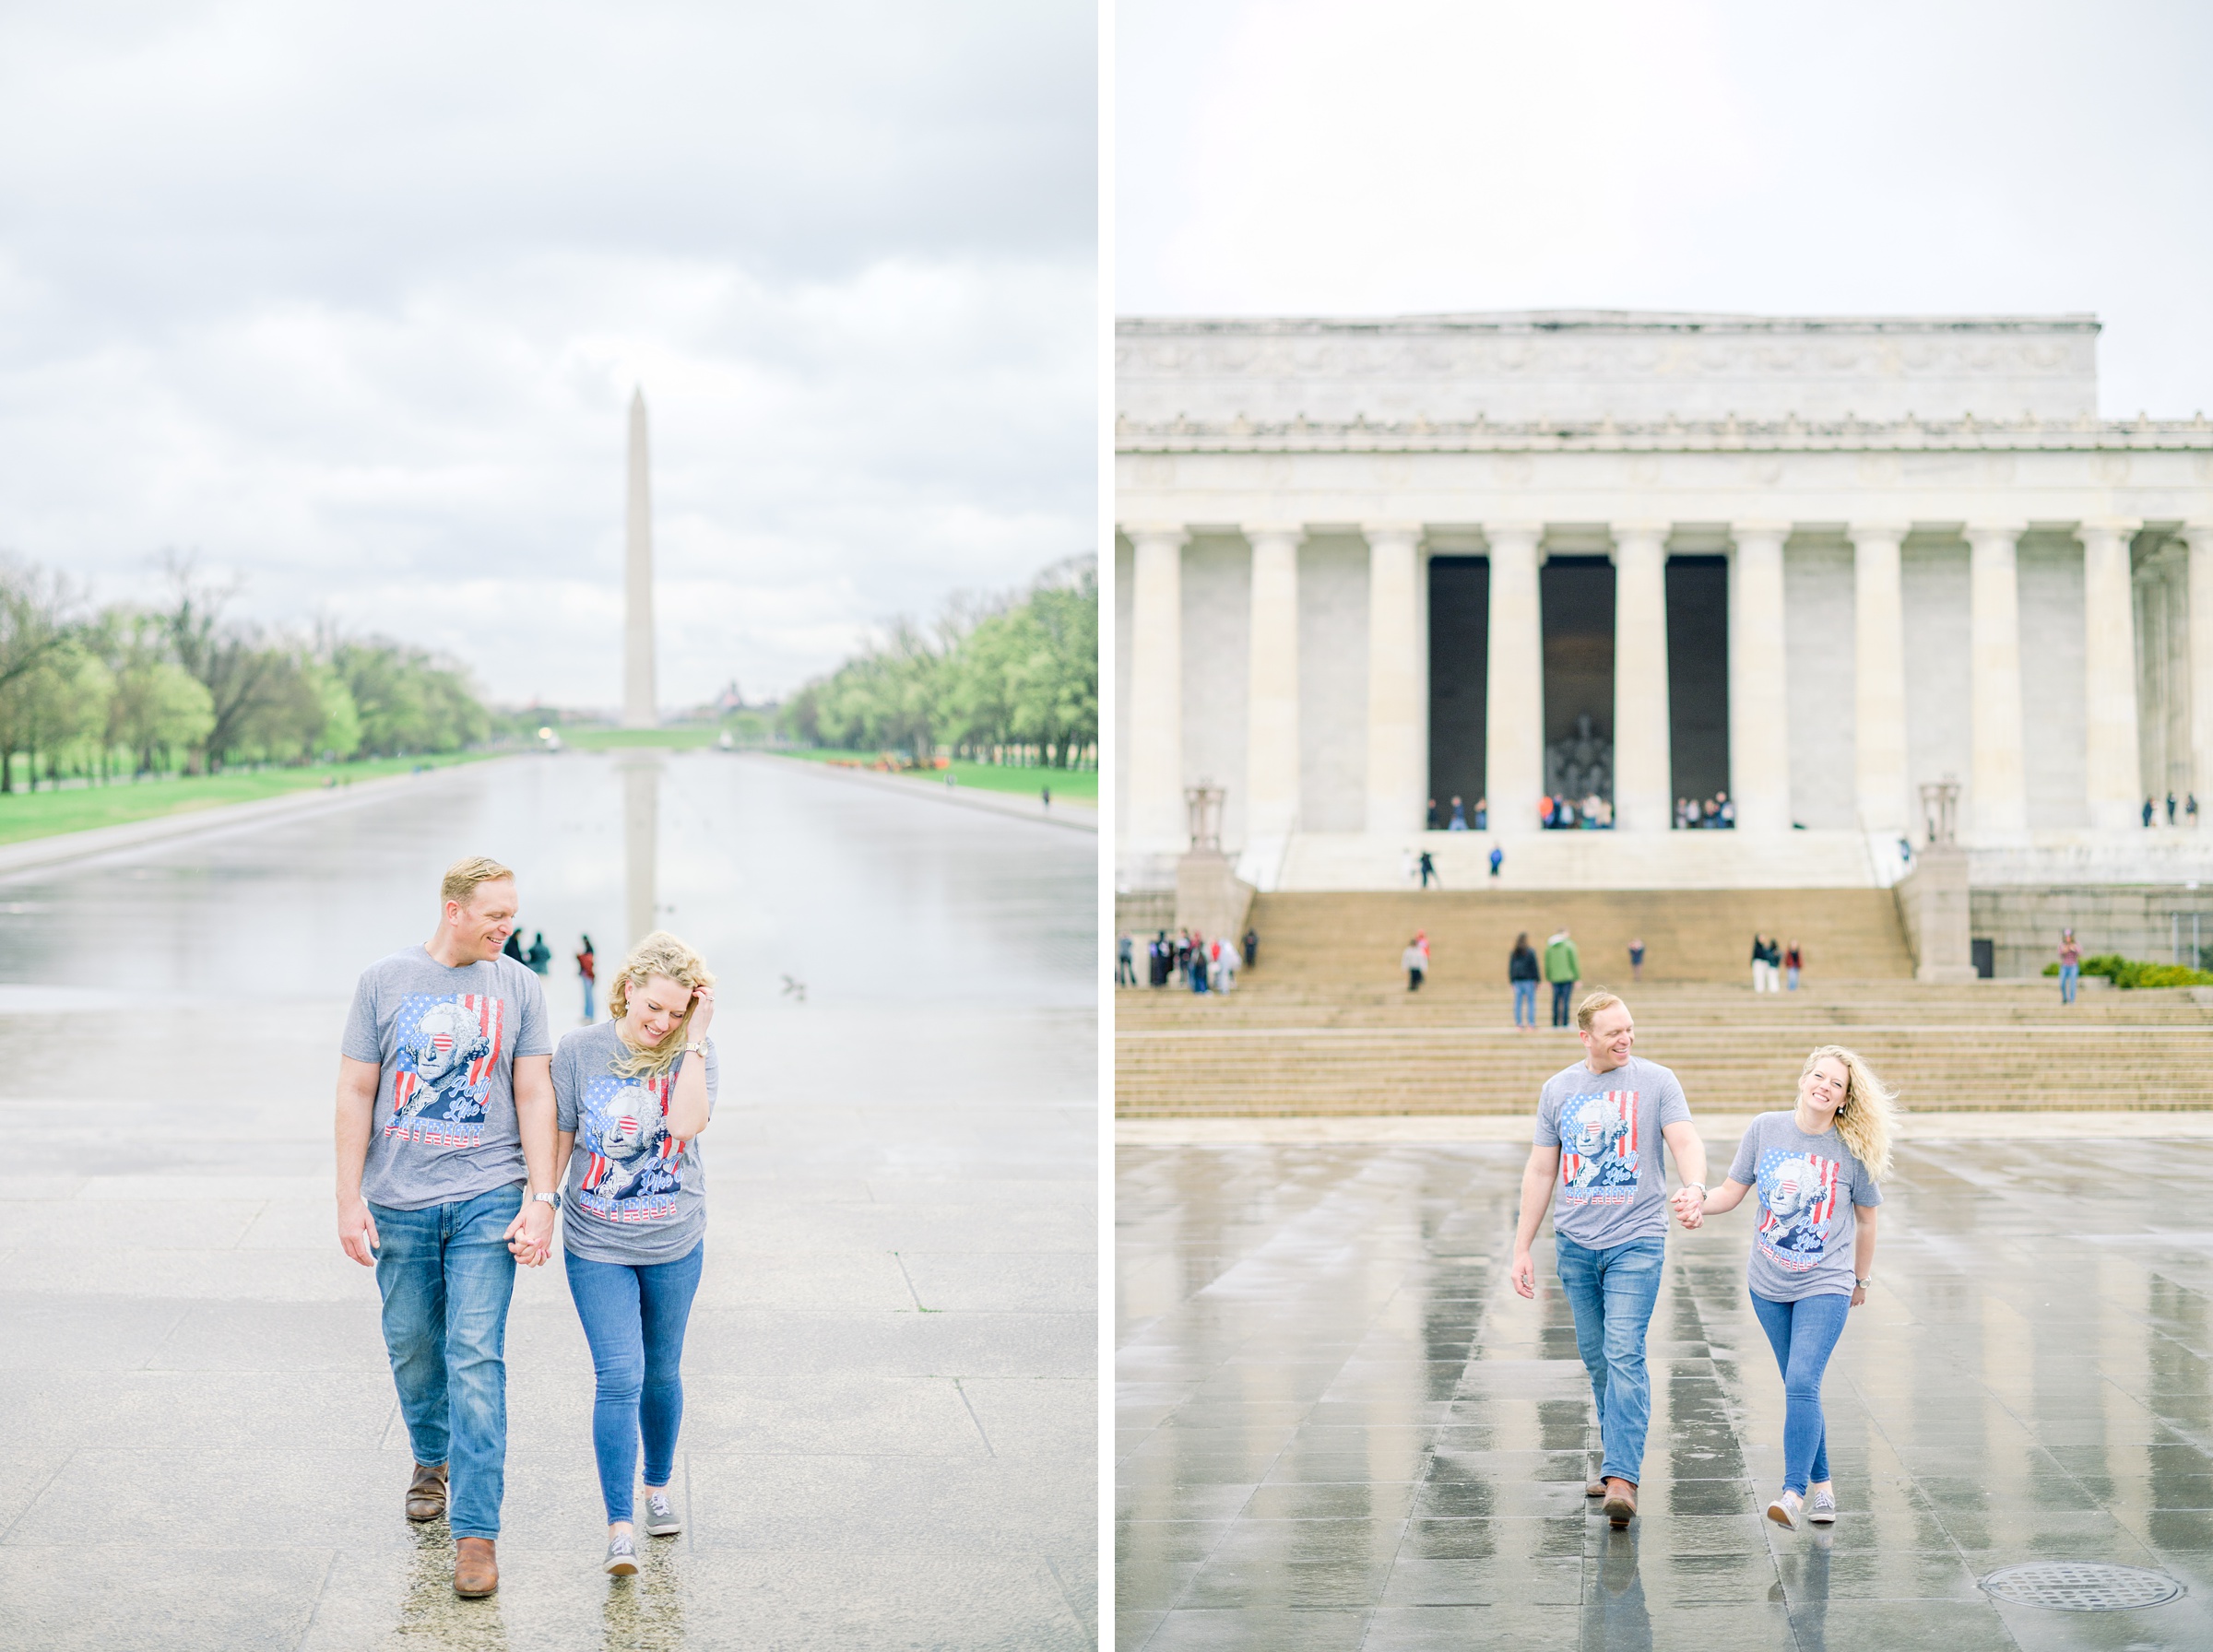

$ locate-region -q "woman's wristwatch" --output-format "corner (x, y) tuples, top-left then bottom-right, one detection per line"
(682, 1040), (706, 1055)
(531, 1190), (558, 1208)
(1853, 1276), (1872, 1289)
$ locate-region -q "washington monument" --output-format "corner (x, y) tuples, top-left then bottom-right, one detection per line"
(624, 386), (657, 728)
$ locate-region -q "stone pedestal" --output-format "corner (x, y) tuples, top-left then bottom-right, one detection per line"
(1894, 846), (1977, 982)
(1176, 850), (1255, 946)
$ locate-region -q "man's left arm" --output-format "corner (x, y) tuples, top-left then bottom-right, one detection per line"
(507, 1054), (557, 1264)
(1661, 1118), (1709, 1226)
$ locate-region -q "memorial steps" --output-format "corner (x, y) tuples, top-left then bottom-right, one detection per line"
(1115, 891), (2213, 1115)
(1272, 828), (1896, 891)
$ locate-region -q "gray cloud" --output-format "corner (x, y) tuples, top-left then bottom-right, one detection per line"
(0, 0), (1096, 704)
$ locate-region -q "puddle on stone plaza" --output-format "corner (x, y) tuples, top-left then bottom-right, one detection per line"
(1117, 1136), (2213, 1649)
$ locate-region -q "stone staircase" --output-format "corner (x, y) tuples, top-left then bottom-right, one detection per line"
(1116, 891), (2213, 1115)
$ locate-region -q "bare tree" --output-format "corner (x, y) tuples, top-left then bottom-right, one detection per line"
(159, 553), (289, 772)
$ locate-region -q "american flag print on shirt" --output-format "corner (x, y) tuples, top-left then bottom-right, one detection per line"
(1754, 1147), (1841, 1271)
(575, 1070), (687, 1223)
(1558, 1090), (1640, 1207)
(385, 993), (505, 1148)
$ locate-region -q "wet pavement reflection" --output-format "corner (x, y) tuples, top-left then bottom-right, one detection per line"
(0, 752), (1095, 1650)
(1118, 1132), (2213, 1649)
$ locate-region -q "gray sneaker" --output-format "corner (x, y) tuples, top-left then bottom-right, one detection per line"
(604, 1535), (639, 1576)
(642, 1492), (682, 1537)
(1808, 1488), (1838, 1524)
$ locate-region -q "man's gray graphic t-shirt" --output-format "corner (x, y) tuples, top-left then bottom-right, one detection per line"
(1726, 1112), (1884, 1304)
(1533, 1056), (1692, 1249)
(554, 1021), (718, 1266)
(343, 948), (552, 1211)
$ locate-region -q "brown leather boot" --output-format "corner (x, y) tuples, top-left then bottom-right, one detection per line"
(1585, 1477), (1607, 1498)
(406, 1464), (447, 1523)
(1602, 1478), (1638, 1528)
(454, 1537), (498, 1598)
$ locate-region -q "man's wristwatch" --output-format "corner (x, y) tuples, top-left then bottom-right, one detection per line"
(1682, 1183), (1708, 1199)
(531, 1191), (558, 1208)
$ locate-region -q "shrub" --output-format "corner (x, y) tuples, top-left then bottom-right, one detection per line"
(2041, 955), (2213, 987)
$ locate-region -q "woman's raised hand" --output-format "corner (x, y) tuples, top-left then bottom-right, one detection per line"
(688, 985), (716, 1040)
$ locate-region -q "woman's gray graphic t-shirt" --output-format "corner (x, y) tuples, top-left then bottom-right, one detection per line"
(554, 1021), (718, 1265)
(1532, 1056), (1692, 1249)
(1727, 1112), (1884, 1304)
(343, 948), (552, 1211)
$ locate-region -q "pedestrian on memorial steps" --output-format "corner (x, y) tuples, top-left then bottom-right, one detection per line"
(1489, 844), (1504, 879)
(1628, 937), (1645, 983)
(1785, 940), (1804, 990)
(552, 931), (718, 1577)
(503, 926), (527, 963)
(1474, 796), (1488, 831)
(1189, 933), (1210, 994)
(1750, 934), (1774, 994)
(1243, 926), (1259, 969)
(1509, 932), (1541, 1029)
(1449, 796), (1468, 831)
(2144, 796), (2157, 828)
(2058, 929), (2081, 1006)
(1117, 933), (1137, 986)
(1673, 1044), (1892, 1532)
(1403, 938), (1426, 992)
(577, 935), (598, 1022)
(527, 931), (552, 976)
(1512, 992), (1707, 1528)
(1544, 927), (1581, 1027)
(1426, 797), (1440, 831)
(335, 856), (558, 1599)
(1419, 849), (1439, 889)
(2169, 792), (2179, 825)
(1215, 935), (1238, 992)
(1719, 792), (1735, 828)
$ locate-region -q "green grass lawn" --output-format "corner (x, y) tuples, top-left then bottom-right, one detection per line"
(552, 726), (728, 750)
(776, 749), (1096, 802)
(0, 750), (500, 846)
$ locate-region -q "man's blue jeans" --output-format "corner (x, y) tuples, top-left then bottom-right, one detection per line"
(565, 1241), (705, 1524)
(1750, 1292), (1851, 1495)
(371, 1182), (522, 1540)
(1512, 980), (1537, 1027)
(1550, 981), (1575, 1026)
(1554, 1233), (1666, 1483)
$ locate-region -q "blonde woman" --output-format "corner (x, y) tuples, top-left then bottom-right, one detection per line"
(1673, 1045), (1894, 1531)
(551, 931), (719, 1577)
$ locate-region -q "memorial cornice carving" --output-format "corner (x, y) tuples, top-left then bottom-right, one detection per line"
(1115, 414), (2213, 455)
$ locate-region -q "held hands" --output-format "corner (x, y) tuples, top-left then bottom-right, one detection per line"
(1670, 1185), (1706, 1230)
(504, 1198), (556, 1267)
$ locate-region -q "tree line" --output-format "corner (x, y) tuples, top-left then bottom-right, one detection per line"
(0, 555), (488, 790)
(781, 556), (1097, 767)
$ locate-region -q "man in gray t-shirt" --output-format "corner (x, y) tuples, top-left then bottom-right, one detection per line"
(1510, 992), (1707, 1528)
(334, 856), (556, 1600)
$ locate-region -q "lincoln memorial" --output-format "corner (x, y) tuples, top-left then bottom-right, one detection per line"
(1115, 311), (2213, 959)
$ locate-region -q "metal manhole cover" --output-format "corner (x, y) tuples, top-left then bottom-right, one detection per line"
(1979, 1563), (2184, 1611)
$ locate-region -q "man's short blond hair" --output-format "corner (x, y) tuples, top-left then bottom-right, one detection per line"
(441, 856), (516, 909)
(1576, 991), (1627, 1033)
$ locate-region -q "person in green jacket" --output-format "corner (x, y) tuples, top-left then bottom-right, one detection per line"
(1544, 928), (1581, 1028)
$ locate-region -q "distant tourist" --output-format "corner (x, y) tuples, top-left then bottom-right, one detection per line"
(2058, 929), (2081, 1005)
(1449, 796), (1468, 831)
(1243, 926), (1258, 969)
(526, 931), (552, 976)
(1751, 933), (1781, 993)
(2143, 796), (2156, 828)
(1513, 993), (1707, 1528)
(552, 931), (717, 1577)
(2168, 792), (2179, 825)
(1402, 938), (1426, 992)
(1419, 849), (1439, 889)
(1509, 932), (1540, 1028)
(1784, 940), (1803, 991)
(335, 856), (556, 1599)
(1040, 785), (1050, 808)
(1673, 1045), (1892, 1532)
(1427, 797), (1440, 830)
(1717, 792), (1734, 829)
(576, 935), (598, 1022)
(1151, 931), (1172, 988)
(503, 927), (527, 963)
(1213, 936), (1237, 992)
(1189, 933), (1209, 994)
(1544, 927), (1581, 1027)
(1474, 796), (1487, 831)
(1628, 937), (1645, 982)
(1116, 934), (1137, 986)
(1489, 844), (1504, 879)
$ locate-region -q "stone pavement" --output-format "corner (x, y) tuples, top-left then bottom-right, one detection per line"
(0, 751), (1095, 1650)
(1118, 1128), (2213, 1650)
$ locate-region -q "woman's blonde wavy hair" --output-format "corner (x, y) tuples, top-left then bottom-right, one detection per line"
(1801, 1044), (1897, 1180)
(608, 930), (716, 1079)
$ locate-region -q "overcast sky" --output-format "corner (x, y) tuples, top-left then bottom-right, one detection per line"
(1118, 0), (2213, 419)
(0, 2), (1095, 707)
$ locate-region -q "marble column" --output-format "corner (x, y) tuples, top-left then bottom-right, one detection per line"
(1611, 524), (1671, 832)
(1965, 523), (2030, 839)
(1484, 525), (1544, 832)
(2081, 518), (2145, 831)
(1125, 526), (1189, 854)
(1365, 525), (1426, 836)
(1244, 525), (1302, 839)
(2186, 524), (2213, 822)
(1849, 524), (1911, 835)
(1727, 523), (1791, 833)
